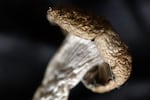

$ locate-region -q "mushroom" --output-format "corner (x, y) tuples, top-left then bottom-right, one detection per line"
(33, 7), (132, 100)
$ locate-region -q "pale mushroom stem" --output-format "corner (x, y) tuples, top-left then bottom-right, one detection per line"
(33, 34), (103, 100)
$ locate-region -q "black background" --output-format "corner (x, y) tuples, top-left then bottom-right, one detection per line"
(0, 0), (150, 100)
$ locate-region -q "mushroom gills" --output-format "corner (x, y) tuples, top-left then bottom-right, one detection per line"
(83, 62), (115, 87)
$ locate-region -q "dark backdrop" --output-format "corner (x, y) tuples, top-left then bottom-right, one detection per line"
(0, 0), (150, 100)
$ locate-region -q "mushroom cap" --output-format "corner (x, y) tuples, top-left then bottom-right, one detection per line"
(47, 7), (112, 40)
(83, 33), (132, 93)
(47, 7), (132, 93)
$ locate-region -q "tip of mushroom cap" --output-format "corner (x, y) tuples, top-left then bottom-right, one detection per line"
(49, 6), (52, 11)
(82, 62), (132, 93)
(91, 81), (119, 93)
(47, 8), (58, 25)
(90, 72), (131, 93)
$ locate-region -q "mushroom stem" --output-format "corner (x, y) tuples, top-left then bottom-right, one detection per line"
(33, 34), (103, 100)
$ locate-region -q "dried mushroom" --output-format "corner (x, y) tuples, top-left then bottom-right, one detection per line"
(33, 7), (132, 100)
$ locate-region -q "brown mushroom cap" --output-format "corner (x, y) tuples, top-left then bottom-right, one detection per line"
(47, 7), (112, 40)
(47, 7), (132, 93)
(83, 32), (132, 93)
